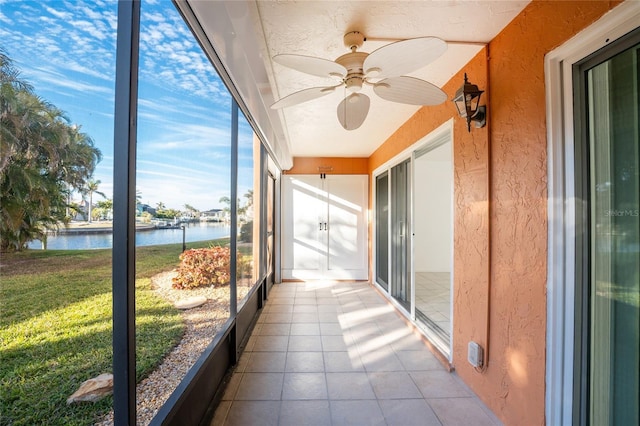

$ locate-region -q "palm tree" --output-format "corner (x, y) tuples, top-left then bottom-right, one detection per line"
(244, 189), (254, 208)
(219, 196), (234, 223)
(219, 196), (231, 211)
(1, 50), (101, 250)
(85, 179), (106, 223)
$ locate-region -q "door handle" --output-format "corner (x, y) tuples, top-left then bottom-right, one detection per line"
(319, 222), (323, 231)
(324, 222), (327, 231)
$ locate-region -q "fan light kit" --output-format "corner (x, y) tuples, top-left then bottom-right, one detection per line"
(271, 31), (448, 130)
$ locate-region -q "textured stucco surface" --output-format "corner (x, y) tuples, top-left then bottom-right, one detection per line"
(286, 157), (369, 175)
(366, 1), (620, 424)
(463, 2), (620, 424)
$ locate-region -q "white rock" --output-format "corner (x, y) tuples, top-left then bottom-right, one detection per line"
(67, 373), (113, 404)
(174, 296), (207, 309)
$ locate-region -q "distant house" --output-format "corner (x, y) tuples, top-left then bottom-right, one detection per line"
(200, 209), (225, 222)
(137, 204), (157, 216)
(180, 210), (198, 220)
(70, 199), (89, 221)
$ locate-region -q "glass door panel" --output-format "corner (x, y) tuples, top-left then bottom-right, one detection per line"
(413, 141), (453, 347)
(376, 172), (389, 290)
(391, 160), (411, 309)
(582, 38), (639, 426)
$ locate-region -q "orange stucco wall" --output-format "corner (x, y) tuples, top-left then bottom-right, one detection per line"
(285, 157), (369, 175)
(365, 1), (621, 425)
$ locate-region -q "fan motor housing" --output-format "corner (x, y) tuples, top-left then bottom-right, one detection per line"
(336, 51), (368, 93)
(335, 51), (368, 74)
(343, 31), (365, 51)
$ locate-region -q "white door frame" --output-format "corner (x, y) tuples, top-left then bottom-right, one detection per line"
(544, 2), (640, 425)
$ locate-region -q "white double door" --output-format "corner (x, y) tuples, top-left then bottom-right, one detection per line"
(282, 174), (368, 280)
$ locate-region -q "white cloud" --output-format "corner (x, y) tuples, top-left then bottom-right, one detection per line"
(69, 19), (109, 40)
(44, 5), (72, 20)
(65, 58), (114, 81)
(2, 0), (245, 212)
(0, 11), (11, 24)
(26, 67), (113, 96)
(80, 5), (104, 21)
(135, 5), (229, 104)
(137, 96), (231, 126)
(144, 11), (166, 23)
(4, 3), (117, 88)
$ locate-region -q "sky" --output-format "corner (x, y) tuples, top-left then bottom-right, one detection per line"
(0, 0), (255, 211)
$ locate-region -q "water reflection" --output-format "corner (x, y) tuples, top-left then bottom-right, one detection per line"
(28, 222), (230, 250)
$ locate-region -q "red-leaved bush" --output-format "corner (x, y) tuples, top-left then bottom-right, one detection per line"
(172, 247), (231, 289)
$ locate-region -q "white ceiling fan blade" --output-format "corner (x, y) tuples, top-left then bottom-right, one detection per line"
(373, 76), (447, 105)
(363, 37), (447, 79)
(271, 86), (337, 109)
(273, 54), (347, 79)
(337, 93), (370, 130)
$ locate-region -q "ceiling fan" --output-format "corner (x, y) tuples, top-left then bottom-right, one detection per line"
(271, 31), (448, 130)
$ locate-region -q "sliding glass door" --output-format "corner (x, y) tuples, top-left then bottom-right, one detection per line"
(374, 125), (453, 356)
(575, 30), (639, 426)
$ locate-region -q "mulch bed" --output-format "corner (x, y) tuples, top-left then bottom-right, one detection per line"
(97, 271), (250, 425)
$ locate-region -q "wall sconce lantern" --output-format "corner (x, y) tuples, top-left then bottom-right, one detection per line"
(453, 73), (486, 132)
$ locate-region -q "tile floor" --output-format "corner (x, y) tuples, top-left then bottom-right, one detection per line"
(415, 272), (452, 336)
(211, 281), (501, 426)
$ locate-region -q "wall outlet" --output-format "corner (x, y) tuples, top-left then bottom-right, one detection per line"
(468, 341), (484, 368)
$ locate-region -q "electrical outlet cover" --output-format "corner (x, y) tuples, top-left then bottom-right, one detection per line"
(468, 341), (484, 368)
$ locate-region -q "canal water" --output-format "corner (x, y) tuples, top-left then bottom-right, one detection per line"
(27, 222), (231, 250)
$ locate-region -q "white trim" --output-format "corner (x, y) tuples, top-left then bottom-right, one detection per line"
(410, 154), (416, 322)
(372, 119), (454, 176)
(544, 2), (640, 425)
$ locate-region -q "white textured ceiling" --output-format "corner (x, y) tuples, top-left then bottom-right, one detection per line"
(184, 1), (530, 161)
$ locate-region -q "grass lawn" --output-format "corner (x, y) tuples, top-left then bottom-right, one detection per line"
(0, 239), (227, 426)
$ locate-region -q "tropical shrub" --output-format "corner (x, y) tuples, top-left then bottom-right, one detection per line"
(172, 247), (231, 289)
(237, 253), (254, 282)
(240, 220), (253, 242)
